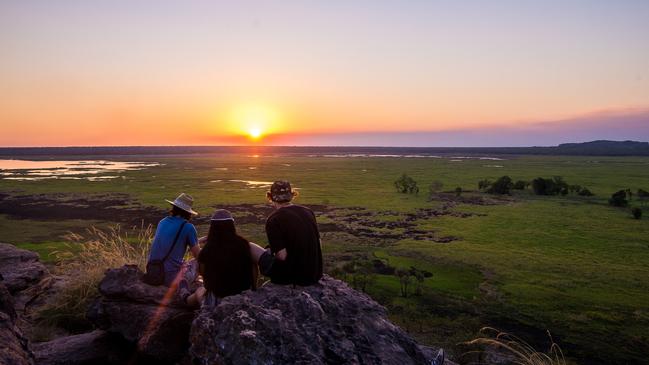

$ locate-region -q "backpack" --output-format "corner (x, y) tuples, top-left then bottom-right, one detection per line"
(143, 221), (187, 286)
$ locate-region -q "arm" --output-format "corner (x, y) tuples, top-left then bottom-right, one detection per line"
(187, 224), (200, 258)
(275, 249), (287, 261)
(190, 244), (200, 259)
(198, 236), (208, 245)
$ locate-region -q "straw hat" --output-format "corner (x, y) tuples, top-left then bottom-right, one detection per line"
(165, 193), (198, 215)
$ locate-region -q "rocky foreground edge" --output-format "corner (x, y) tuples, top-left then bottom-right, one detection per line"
(1, 242), (452, 365)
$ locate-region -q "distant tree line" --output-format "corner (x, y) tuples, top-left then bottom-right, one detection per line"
(395, 174), (463, 200)
(478, 176), (594, 196)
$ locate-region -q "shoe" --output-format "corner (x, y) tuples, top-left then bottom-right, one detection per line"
(431, 349), (444, 365)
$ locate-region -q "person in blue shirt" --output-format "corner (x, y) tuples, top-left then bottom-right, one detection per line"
(148, 193), (201, 287)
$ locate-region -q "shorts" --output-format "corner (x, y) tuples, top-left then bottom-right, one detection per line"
(258, 249), (276, 276)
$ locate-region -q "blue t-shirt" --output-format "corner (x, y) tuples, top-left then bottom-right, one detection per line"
(149, 216), (198, 284)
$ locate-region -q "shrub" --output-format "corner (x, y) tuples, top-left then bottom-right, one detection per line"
(455, 187), (463, 197)
(609, 190), (629, 207)
(486, 176), (513, 195)
(532, 177), (569, 196)
(478, 179), (492, 191)
(513, 180), (528, 190)
(578, 188), (594, 196)
(631, 207), (642, 219)
(37, 225), (152, 333)
(394, 174), (419, 194)
(637, 189), (649, 198)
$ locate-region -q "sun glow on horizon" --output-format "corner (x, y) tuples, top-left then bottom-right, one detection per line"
(227, 103), (280, 142)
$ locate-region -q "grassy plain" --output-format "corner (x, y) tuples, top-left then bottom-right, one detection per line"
(1, 153), (648, 364)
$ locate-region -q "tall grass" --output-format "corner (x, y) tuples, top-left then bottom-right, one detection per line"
(464, 327), (567, 365)
(36, 224), (152, 334)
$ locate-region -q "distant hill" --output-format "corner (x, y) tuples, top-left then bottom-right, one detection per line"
(0, 140), (648, 157)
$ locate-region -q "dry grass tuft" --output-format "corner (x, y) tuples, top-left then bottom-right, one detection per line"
(36, 224), (152, 333)
(464, 327), (567, 365)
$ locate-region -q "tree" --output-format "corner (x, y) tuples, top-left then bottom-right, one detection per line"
(455, 187), (463, 197)
(395, 269), (412, 297)
(531, 176), (570, 196)
(513, 180), (528, 190)
(609, 190), (629, 207)
(637, 189), (649, 198)
(409, 266), (429, 296)
(486, 176), (513, 195)
(578, 188), (594, 196)
(394, 174), (419, 194)
(478, 179), (492, 191)
(631, 207), (642, 219)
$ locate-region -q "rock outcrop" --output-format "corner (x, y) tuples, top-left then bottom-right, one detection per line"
(0, 243), (48, 294)
(88, 265), (195, 363)
(90, 265), (449, 364)
(32, 330), (131, 365)
(0, 280), (35, 365)
(189, 275), (440, 365)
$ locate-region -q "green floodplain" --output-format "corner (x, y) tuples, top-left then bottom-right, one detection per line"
(1, 153), (648, 364)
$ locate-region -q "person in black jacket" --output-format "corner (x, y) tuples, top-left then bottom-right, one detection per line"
(249, 180), (323, 286)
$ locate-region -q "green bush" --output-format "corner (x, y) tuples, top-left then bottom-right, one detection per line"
(478, 179), (492, 191)
(631, 207), (642, 219)
(609, 190), (629, 207)
(486, 176), (513, 195)
(394, 174), (419, 194)
(578, 188), (594, 196)
(513, 180), (528, 190)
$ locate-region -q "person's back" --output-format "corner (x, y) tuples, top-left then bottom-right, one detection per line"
(199, 210), (255, 299)
(265, 203), (323, 286)
(149, 199), (199, 286)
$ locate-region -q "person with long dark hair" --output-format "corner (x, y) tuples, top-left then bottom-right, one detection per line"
(185, 209), (257, 307)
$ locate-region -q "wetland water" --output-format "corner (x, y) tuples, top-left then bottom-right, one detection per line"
(0, 160), (160, 181)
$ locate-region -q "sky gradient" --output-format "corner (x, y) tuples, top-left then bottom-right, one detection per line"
(1, 0), (648, 147)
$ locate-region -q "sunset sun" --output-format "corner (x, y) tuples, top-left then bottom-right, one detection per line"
(248, 127), (263, 140)
(229, 104), (279, 142)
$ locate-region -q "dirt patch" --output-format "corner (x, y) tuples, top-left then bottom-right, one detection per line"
(0, 193), (168, 226)
(0, 193), (481, 244)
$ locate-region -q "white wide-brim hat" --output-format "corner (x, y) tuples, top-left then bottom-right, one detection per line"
(166, 193), (198, 215)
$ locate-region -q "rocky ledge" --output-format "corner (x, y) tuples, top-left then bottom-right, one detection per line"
(1, 243), (451, 365)
(190, 275), (440, 365)
(91, 265), (448, 364)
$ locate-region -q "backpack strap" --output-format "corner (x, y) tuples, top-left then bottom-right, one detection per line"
(161, 221), (188, 263)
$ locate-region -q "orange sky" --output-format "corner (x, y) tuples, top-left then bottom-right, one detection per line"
(1, 1), (648, 146)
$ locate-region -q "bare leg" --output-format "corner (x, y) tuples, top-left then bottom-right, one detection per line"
(249, 241), (267, 263)
(185, 286), (206, 308)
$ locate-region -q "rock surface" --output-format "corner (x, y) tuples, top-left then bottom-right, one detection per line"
(88, 265), (195, 363)
(0, 243), (48, 294)
(0, 281), (35, 365)
(189, 275), (440, 365)
(32, 330), (131, 365)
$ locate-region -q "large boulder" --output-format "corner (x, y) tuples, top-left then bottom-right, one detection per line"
(0, 243), (48, 294)
(88, 265), (195, 363)
(0, 281), (35, 365)
(32, 330), (131, 365)
(189, 275), (441, 365)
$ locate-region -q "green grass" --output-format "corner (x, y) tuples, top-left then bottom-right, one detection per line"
(2, 154), (649, 363)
